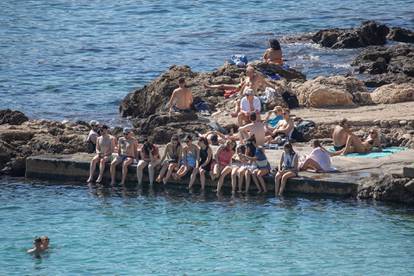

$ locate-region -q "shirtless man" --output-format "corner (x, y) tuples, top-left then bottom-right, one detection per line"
(167, 78), (193, 113)
(87, 125), (116, 183)
(266, 108), (294, 143)
(110, 128), (139, 185)
(263, 38), (283, 65)
(332, 119), (352, 152)
(239, 112), (266, 146)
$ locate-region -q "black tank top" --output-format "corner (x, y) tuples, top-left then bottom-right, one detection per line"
(200, 147), (209, 164)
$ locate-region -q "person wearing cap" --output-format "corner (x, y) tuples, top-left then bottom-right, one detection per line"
(85, 120), (100, 153)
(166, 78), (194, 113)
(237, 88), (261, 126)
(110, 128), (139, 185)
(86, 125), (116, 183)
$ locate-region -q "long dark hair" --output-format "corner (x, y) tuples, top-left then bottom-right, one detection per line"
(198, 136), (209, 148)
(284, 143), (295, 156)
(269, 38), (281, 50)
(143, 141), (153, 156)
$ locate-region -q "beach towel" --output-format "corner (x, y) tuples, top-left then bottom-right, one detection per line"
(330, 147), (406, 158)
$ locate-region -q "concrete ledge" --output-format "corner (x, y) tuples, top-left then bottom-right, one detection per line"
(26, 154), (358, 197)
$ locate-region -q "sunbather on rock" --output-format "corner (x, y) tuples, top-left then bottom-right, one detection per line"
(266, 108), (294, 144)
(263, 38), (284, 65)
(340, 129), (382, 155)
(166, 78), (193, 113)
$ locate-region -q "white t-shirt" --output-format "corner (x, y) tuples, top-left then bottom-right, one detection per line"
(240, 96), (261, 113)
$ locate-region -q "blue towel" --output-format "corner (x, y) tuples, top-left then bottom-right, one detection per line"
(330, 147), (406, 159)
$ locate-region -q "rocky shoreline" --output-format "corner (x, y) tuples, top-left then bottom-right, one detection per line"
(1, 21), (414, 204)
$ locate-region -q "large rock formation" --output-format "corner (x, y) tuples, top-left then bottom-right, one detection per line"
(352, 44), (414, 87)
(312, 21), (389, 49)
(119, 63), (305, 119)
(370, 83), (414, 104)
(0, 111), (90, 176)
(292, 76), (369, 107)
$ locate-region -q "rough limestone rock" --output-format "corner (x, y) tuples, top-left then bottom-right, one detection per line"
(294, 76), (368, 107)
(371, 83), (414, 104)
(387, 27), (414, 43)
(312, 21), (389, 49)
(132, 112), (211, 144)
(352, 44), (414, 87)
(0, 113), (90, 176)
(119, 63), (305, 119)
(0, 109), (29, 125)
(251, 61), (306, 81)
(358, 174), (414, 204)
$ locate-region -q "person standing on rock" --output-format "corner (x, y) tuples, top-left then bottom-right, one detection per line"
(166, 78), (193, 113)
(110, 128), (139, 185)
(263, 38), (284, 65)
(237, 88), (262, 126)
(86, 125), (116, 183)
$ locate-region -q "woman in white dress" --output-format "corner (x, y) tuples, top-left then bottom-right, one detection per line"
(300, 140), (338, 173)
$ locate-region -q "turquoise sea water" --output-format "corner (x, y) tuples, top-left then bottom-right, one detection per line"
(1, 179), (414, 275)
(1, 0), (413, 122)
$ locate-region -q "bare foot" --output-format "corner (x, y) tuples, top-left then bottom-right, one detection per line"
(155, 176), (162, 183)
(86, 178), (93, 183)
(96, 176), (103, 183)
(162, 178), (168, 185)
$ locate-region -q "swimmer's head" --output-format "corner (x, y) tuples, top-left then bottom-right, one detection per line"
(40, 236), (49, 247)
(33, 237), (42, 247)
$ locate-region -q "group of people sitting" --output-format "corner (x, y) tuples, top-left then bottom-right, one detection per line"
(85, 114), (381, 196)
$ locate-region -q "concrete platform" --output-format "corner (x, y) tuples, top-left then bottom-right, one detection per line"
(25, 146), (414, 197)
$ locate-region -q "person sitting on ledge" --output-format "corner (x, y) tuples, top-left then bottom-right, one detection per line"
(237, 88), (261, 126)
(275, 143), (298, 196)
(211, 140), (235, 182)
(156, 135), (182, 184)
(332, 118), (352, 152)
(87, 125), (116, 183)
(266, 108), (294, 144)
(85, 120), (100, 153)
(263, 38), (283, 65)
(340, 128), (382, 155)
(173, 135), (199, 182)
(110, 128), (138, 186)
(166, 78), (193, 113)
(300, 139), (339, 173)
(137, 140), (160, 186)
(188, 136), (213, 190)
(239, 112), (266, 146)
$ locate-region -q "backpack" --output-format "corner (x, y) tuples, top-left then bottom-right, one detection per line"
(282, 91), (299, 109)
